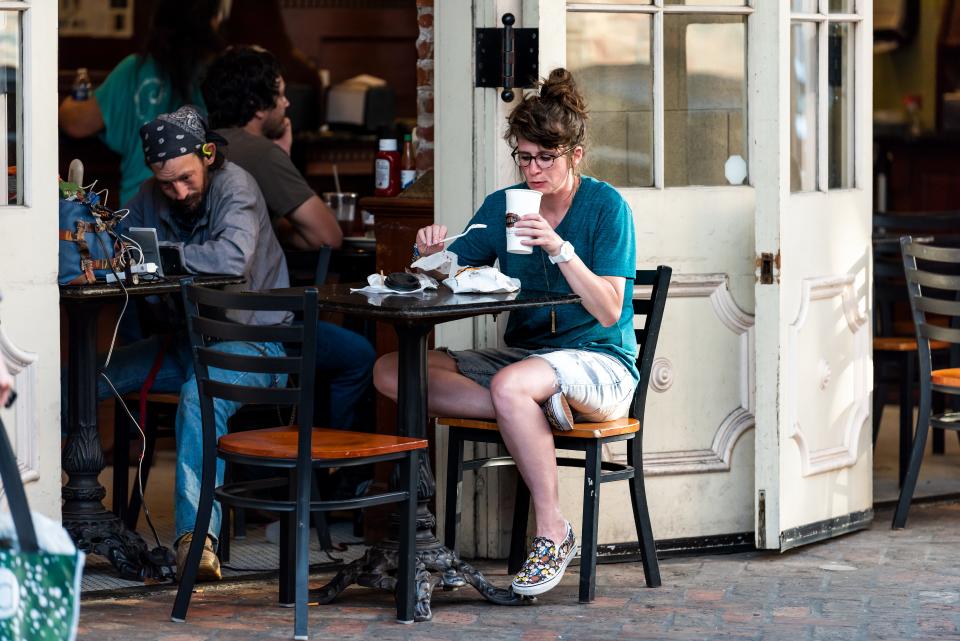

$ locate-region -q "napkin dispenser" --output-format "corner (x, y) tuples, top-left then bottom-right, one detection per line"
(326, 74), (395, 132)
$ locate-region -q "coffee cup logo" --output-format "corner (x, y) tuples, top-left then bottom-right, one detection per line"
(505, 212), (519, 228)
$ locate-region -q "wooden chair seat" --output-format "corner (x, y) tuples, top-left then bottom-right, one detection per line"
(874, 337), (950, 352)
(440, 416), (639, 439)
(931, 368), (960, 389)
(218, 426), (428, 460)
(122, 391), (180, 405)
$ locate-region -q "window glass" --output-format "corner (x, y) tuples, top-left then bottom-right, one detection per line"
(567, 12), (654, 187)
(829, 0), (855, 12)
(791, 0), (817, 12)
(828, 22), (855, 189)
(568, 0), (651, 4)
(664, 0), (746, 5)
(663, 15), (747, 187)
(790, 22), (818, 192)
(0, 12), (21, 205)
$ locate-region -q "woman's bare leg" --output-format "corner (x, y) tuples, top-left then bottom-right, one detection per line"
(374, 352), (568, 543)
(489, 358), (568, 544)
(373, 350), (496, 419)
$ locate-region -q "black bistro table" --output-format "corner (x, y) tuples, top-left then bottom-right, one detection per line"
(282, 283), (580, 621)
(60, 275), (242, 580)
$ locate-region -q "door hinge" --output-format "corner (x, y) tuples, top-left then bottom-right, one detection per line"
(757, 489), (766, 549)
(757, 251), (779, 285)
(475, 13), (539, 102)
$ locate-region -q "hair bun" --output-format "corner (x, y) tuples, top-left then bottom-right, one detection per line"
(539, 68), (588, 120)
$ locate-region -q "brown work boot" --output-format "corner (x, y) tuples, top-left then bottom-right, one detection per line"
(176, 533), (222, 582)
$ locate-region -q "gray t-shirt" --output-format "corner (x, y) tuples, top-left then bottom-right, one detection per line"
(123, 160), (291, 326)
(216, 127), (316, 224)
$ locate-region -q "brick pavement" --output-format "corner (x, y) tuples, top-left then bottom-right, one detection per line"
(77, 502), (960, 641)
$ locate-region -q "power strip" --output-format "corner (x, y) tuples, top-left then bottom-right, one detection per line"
(105, 263), (159, 283)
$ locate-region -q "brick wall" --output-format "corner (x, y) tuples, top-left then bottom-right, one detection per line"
(415, 0), (434, 174)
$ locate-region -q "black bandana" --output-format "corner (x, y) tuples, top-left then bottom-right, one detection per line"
(139, 105), (226, 165)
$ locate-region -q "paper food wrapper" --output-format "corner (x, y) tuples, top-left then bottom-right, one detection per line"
(410, 250), (459, 281)
(350, 271), (438, 295)
(443, 266), (520, 294)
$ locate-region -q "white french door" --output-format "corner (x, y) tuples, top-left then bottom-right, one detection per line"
(753, 0), (873, 550)
(435, 0), (871, 555)
(0, 1), (62, 517)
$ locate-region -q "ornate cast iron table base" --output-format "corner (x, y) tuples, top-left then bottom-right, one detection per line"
(313, 540), (531, 622)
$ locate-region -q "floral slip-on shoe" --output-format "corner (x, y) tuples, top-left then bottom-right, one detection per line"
(542, 391), (575, 431)
(511, 521), (578, 596)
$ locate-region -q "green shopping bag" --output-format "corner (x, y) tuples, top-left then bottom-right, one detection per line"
(0, 417), (84, 641)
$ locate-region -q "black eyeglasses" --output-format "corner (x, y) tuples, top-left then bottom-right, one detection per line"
(511, 148), (571, 169)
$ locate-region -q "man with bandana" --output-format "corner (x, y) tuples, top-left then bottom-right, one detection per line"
(105, 105), (289, 582)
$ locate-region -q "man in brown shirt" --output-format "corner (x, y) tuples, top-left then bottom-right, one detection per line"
(203, 46), (342, 251)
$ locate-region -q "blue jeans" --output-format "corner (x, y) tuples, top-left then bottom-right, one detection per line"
(92, 334), (286, 543)
(80, 321), (374, 543)
(314, 320), (375, 429)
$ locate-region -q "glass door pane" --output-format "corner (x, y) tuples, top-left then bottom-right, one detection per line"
(0, 11), (22, 205)
(829, 0), (855, 12)
(663, 14), (747, 187)
(567, 12), (654, 187)
(664, 0), (747, 5)
(828, 22), (855, 189)
(790, 22), (817, 192)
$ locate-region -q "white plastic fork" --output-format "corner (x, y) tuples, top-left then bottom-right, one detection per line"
(441, 223), (488, 244)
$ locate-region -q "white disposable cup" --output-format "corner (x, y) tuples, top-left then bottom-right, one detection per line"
(505, 188), (542, 254)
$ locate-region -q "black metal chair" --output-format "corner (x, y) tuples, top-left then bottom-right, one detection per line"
(172, 283), (426, 637)
(439, 266), (670, 603)
(893, 237), (960, 528)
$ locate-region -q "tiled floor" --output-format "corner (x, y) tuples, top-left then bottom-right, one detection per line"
(80, 402), (960, 595)
(77, 500), (960, 640)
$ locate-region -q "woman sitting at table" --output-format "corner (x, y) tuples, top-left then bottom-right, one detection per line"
(373, 68), (638, 597)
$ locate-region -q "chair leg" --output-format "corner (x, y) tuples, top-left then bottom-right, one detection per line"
(310, 471), (335, 552)
(627, 433), (661, 588)
(443, 430), (464, 552)
(396, 450), (418, 623)
(932, 393), (946, 455)
(112, 401), (130, 521)
(279, 470), (296, 607)
(294, 464), (312, 640)
(579, 442), (602, 603)
(893, 383), (932, 528)
(171, 444), (217, 622)
(872, 364), (885, 446)
(507, 474), (530, 575)
(218, 503), (231, 564)
(898, 353), (914, 488)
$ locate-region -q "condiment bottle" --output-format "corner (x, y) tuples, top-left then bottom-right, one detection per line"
(72, 68), (92, 101)
(374, 138), (400, 196)
(400, 134), (416, 190)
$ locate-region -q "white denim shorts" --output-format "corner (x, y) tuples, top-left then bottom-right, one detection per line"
(441, 346), (637, 422)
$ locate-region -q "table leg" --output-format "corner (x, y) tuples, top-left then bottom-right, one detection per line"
(61, 300), (169, 580)
(313, 322), (528, 620)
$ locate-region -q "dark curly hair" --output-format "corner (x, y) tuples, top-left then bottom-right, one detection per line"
(141, 0), (225, 104)
(202, 46), (283, 129)
(504, 68), (588, 152)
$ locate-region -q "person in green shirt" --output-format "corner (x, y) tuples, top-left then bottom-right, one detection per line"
(58, 0), (227, 206)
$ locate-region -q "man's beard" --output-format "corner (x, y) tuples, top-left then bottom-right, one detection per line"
(168, 166), (209, 226)
(263, 114), (286, 140)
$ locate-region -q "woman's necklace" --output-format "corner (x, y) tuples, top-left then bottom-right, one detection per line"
(540, 248), (557, 334)
(539, 174), (580, 335)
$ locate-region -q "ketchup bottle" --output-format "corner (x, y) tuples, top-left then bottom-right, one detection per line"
(374, 138), (400, 196)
